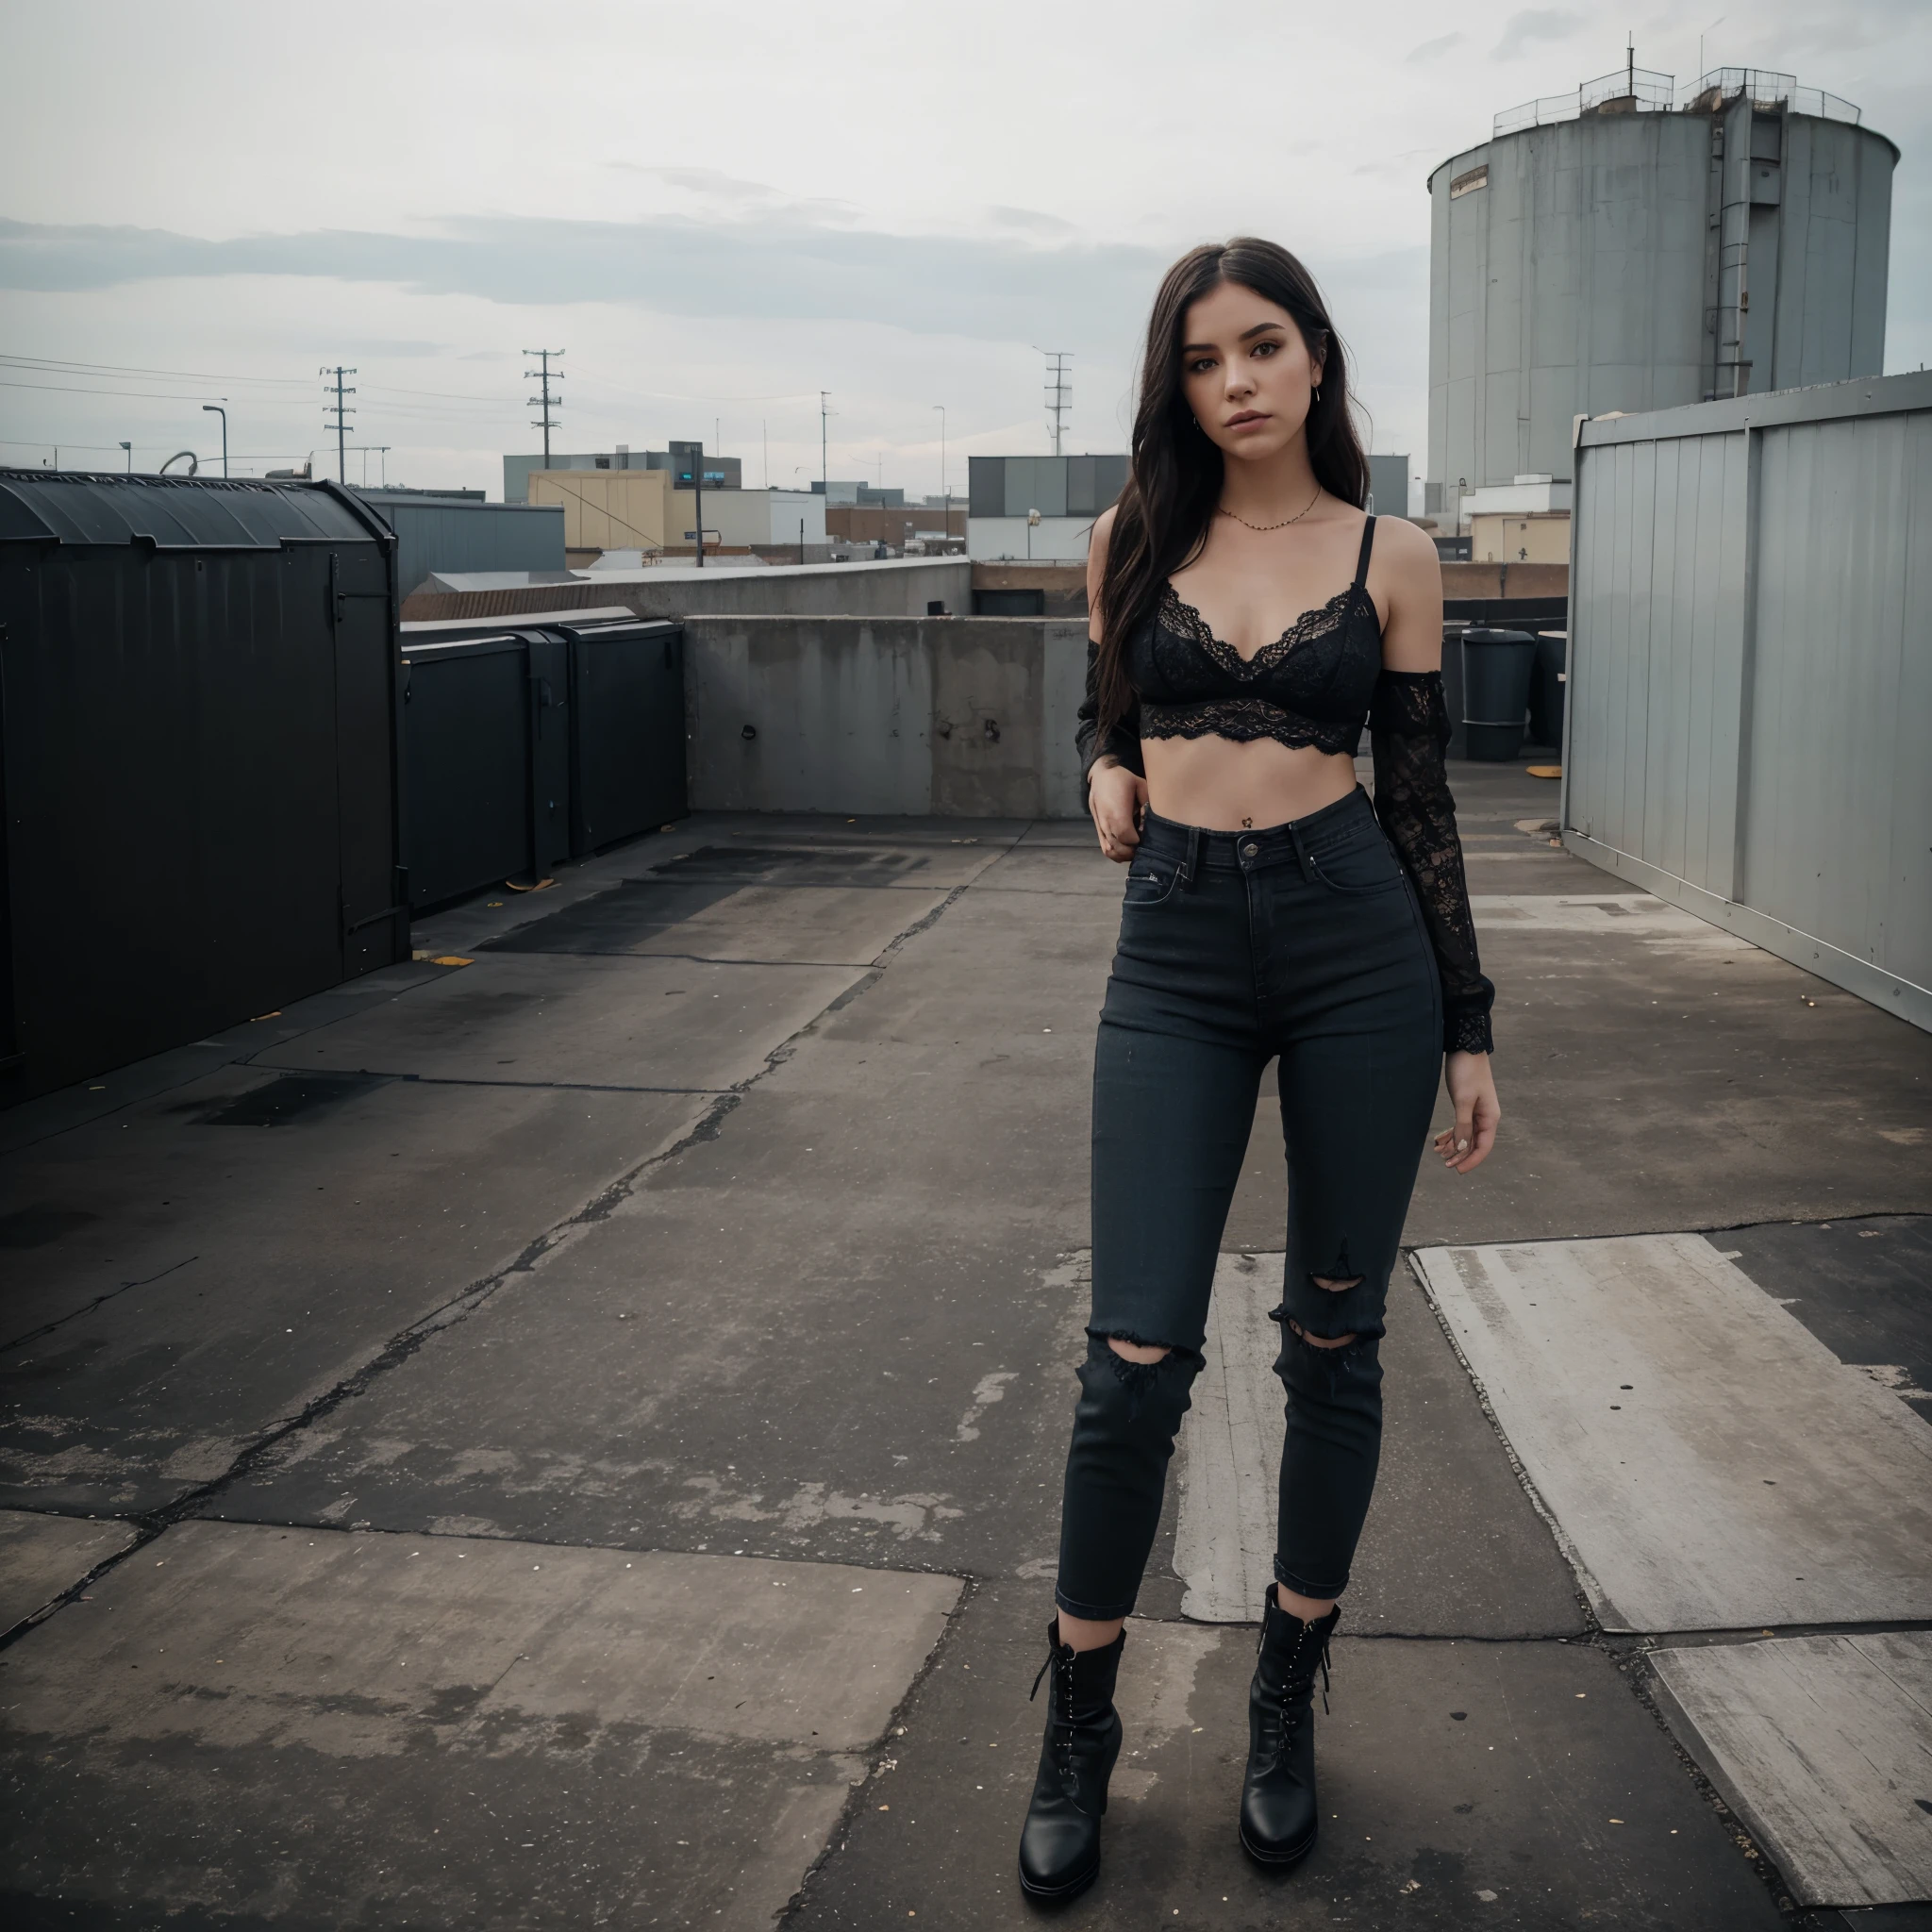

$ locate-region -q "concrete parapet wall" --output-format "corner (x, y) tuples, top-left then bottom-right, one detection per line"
(683, 615), (1089, 818)
(400, 557), (971, 625)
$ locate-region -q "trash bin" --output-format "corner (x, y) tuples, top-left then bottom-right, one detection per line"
(1460, 628), (1537, 760)
(1529, 630), (1567, 748)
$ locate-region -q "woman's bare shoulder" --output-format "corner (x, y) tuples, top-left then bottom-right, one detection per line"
(1374, 516), (1445, 672)
(1373, 513), (1441, 578)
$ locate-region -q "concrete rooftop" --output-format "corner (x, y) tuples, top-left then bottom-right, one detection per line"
(2, 761), (1929, 1930)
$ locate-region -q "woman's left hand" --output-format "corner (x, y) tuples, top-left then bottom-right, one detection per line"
(1435, 1052), (1500, 1174)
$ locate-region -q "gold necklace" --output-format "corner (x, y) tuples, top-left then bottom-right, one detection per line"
(1217, 482), (1323, 533)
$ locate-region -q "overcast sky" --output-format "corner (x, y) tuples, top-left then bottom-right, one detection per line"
(2, 0), (1925, 497)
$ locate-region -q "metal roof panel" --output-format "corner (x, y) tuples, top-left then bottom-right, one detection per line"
(0, 470), (381, 549)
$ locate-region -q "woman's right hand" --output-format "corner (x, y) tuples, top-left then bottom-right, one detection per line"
(1089, 758), (1148, 863)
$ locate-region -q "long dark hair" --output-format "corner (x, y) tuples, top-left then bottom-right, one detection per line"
(1095, 238), (1369, 745)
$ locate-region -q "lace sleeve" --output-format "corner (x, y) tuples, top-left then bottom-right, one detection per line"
(1369, 670), (1495, 1055)
(1074, 639), (1144, 783)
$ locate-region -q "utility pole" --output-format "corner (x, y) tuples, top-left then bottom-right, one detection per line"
(932, 404), (947, 541)
(525, 348), (564, 465)
(321, 366), (357, 483)
(820, 391), (831, 491)
(1036, 349), (1073, 456)
(693, 442), (705, 571)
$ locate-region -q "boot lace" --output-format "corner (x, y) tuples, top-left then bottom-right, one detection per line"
(1030, 1640), (1077, 1778)
(1262, 1617), (1334, 1754)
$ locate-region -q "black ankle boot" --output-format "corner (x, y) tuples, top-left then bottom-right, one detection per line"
(1017, 1621), (1124, 1901)
(1239, 1591), (1339, 1868)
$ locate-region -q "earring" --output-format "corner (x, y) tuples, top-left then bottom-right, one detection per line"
(1312, 385), (1323, 404)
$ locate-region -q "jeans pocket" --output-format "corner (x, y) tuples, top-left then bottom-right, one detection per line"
(1304, 835), (1404, 896)
(1123, 858), (1180, 908)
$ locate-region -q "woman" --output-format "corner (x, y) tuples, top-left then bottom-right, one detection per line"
(1018, 238), (1501, 1900)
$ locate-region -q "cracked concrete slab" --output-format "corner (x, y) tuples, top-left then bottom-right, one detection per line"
(0, 1071), (708, 1513)
(972, 843), (1137, 896)
(1174, 1255), (1581, 1637)
(1397, 891), (1932, 1247)
(1650, 1632), (1932, 1909)
(8, 774), (1925, 1927)
(211, 870), (1115, 1574)
(0, 1509), (138, 1632)
(636, 837), (1007, 891)
(0, 1520), (958, 1930)
(483, 877), (954, 965)
(785, 1580), (1785, 1930)
(255, 952), (861, 1091)
(1722, 1215), (1932, 1417)
(1414, 1235), (1932, 1632)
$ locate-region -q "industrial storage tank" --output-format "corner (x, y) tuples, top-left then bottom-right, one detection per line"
(1424, 64), (1897, 523)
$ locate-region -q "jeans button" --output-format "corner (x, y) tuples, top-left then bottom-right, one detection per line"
(1241, 840), (1258, 859)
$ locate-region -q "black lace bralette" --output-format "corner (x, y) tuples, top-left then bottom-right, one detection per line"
(1122, 515), (1384, 757)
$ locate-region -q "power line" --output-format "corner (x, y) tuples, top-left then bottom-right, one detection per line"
(525, 348), (564, 464)
(0, 352), (309, 388)
(322, 366), (357, 484)
(0, 378), (230, 402)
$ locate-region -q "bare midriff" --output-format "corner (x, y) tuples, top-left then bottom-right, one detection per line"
(1139, 734), (1357, 834)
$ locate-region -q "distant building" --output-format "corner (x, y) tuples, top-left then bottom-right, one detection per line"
(1426, 64), (1896, 525)
(353, 487), (565, 597)
(824, 503), (965, 553)
(504, 443), (742, 503)
(812, 480), (906, 508)
(967, 454), (1127, 562)
(1366, 454), (1410, 520)
(525, 468), (824, 560)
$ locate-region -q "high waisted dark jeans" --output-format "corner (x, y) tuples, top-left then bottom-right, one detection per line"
(1055, 788), (1441, 1620)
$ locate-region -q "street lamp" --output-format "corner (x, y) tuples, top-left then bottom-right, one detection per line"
(202, 405), (227, 477)
(119, 441), (132, 473)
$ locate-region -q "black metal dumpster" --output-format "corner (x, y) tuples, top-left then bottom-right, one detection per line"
(560, 617), (686, 854)
(1460, 627), (1538, 760)
(398, 628), (572, 908)
(0, 470), (404, 1104)
(397, 613), (685, 908)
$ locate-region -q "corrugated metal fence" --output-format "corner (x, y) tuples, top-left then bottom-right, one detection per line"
(1563, 371), (1932, 1031)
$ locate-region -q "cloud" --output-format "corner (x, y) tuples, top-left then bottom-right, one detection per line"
(603, 164), (863, 226)
(985, 206), (1077, 237)
(1405, 31), (1464, 62)
(629, 166), (782, 202)
(341, 338), (446, 358)
(1493, 8), (1585, 58)
(0, 211), (1174, 345)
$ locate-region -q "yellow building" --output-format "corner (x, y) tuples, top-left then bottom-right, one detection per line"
(1472, 509), (1571, 565)
(526, 470), (669, 558)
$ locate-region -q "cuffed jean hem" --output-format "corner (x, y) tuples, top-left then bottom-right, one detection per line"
(1274, 1555), (1350, 1601)
(1054, 1586), (1141, 1623)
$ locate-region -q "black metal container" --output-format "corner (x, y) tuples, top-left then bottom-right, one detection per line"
(0, 470), (404, 1104)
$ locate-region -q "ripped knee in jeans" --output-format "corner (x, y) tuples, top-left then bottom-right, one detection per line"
(1085, 1331), (1196, 1424)
(1298, 1241), (1364, 1348)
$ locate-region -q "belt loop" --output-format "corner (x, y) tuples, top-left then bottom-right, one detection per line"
(1181, 824), (1201, 890)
